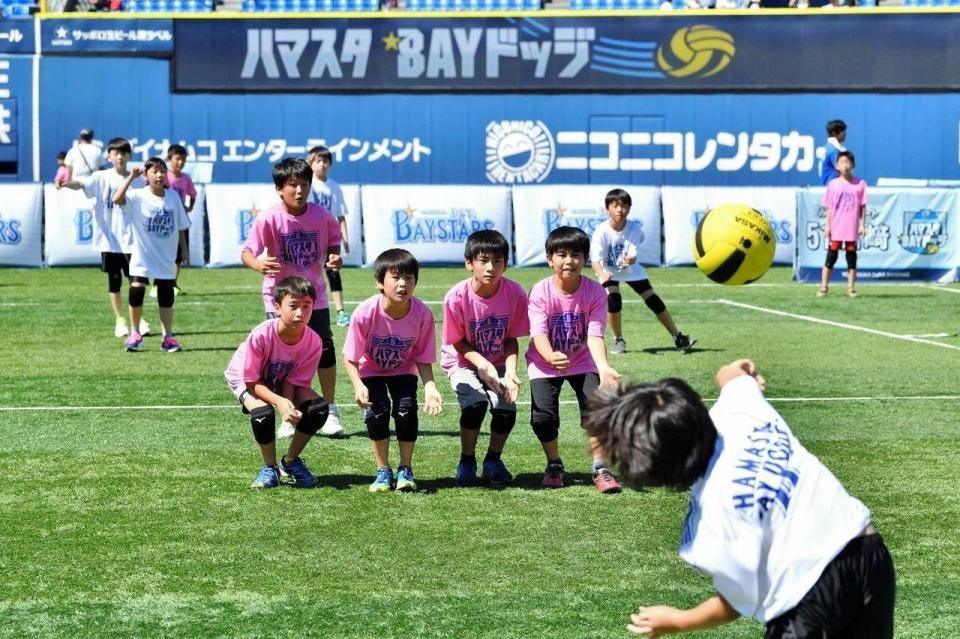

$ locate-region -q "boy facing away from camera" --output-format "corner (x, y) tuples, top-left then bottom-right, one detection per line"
(343, 249), (443, 494)
(225, 276), (330, 489)
(241, 157), (345, 438)
(585, 359), (895, 638)
(591, 188), (695, 354)
(527, 226), (623, 494)
(441, 230), (529, 487)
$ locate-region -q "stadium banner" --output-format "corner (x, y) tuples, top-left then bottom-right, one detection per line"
(0, 23), (34, 55)
(0, 184), (42, 267)
(41, 19), (174, 55)
(43, 184), (99, 266)
(512, 185), (660, 268)
(205, 183), (283, 268)
(662, 187), (796, 266)
(187, 186), (205, 268)
(340, 185), (363, 267)
(796, 188), (959, 283)
(1, 54), (35, 183)
(360, 185), (512, 266)
(174, 14), (960, 92)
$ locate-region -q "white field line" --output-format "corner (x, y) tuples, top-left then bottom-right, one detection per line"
(718, 299), (960, 352)
(915, 284), (960, 294)
(3, 395), (960, 412)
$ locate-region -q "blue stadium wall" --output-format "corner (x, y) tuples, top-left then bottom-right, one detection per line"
(4, 12), (960, 184)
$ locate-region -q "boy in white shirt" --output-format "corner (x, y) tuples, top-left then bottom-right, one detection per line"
(307, 145), (351, 327)
(591, 188), (694, 354)
(113, 158), (190, 353)
(585, 359), (895, 638)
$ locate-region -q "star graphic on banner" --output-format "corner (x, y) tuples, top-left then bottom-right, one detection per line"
(56, 26), (68, 39)
(250, 204), (260, 216)
(382, 31), (401, 51)
(554, 203), (566, 216)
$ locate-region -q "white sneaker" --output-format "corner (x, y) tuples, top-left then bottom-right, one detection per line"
(319, 410), (345, 438)
(114, 319), (129, 338)
(139, 319), (151, 336)
(277, 419), (296, 438)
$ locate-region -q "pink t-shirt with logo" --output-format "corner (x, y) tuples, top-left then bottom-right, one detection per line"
(525, 275), (607, 380)
(440, 277), (530, 375)
(343, 294), (436, 378)
(241, 202), (342, 312)
(165, 172), (197, 207)
(224, 319), (322, 400)
(822, 177), (867, 243)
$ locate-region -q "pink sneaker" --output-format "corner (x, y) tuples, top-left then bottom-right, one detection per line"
(541, 461), (565, 489)
(592, 467), (622, 494)
(124, 332), (143, 352)
(161, 336), (181, 353)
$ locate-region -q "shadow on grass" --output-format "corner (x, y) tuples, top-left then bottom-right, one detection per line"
(173, 329), (250, 337)
(640, 346), (721, 355)
(311, 472), (604, 493)
(181, 347), (243, 353)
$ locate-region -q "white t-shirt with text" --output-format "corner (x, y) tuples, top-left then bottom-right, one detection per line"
(119, 187), (191, 280)
(80, 170), (145, 253)
(590, 220), (649, 283)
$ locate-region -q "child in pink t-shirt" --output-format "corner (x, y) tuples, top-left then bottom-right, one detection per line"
(527, 226), (623, 494)
(441, 230), (530, 487)
(241, 157), (346, 438)
(819, 151), (867, 298)
(54, 151), (70, 184)
(343, 249), (443, 493)
(224, 276), (330, 489)
(164, 144), (197, 296)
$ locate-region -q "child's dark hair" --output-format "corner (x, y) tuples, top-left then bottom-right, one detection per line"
(826, 120), (847, 137)
(57, 151), (66, 161)
(167, 143), (188, 160)
(143, 157), (168, 173)
(106, 137), (132, 155)
(273, 275), (316, 305)
(307, 145), (334, 165)
(605, 188), (632, 209)
(584, 378), (718, 491)
(374, 248), (419, 284)
(464, 229), (510, 262)
(545, 226), (590, 257)
(837, 150), (855, 166)
(272, 157), (313, 188)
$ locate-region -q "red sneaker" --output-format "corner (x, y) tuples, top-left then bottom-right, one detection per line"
(541, 461), (565, 489)
(593, 467), (622, 494)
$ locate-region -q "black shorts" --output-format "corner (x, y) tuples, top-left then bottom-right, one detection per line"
(529, 372), (600, 427)
(100, 252), (130, 276)
(764, 533), (895, 639)
(603, 278), (652, 296)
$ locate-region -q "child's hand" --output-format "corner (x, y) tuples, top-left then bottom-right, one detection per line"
(130, 166), (144, 178)
(180, 254), (191, 267)
(621, 254), (637, 267)
(55, 179), (64, 189)
(354, 384), (371, 409)
(342, 240), (350, 255)
(600, 365), (622, 389)
(716, 358), (766, 391)
(277, 399), (300, 424)
(859, 221), (866, 237)
(477, 362), (504, 396)
(548, 351), (570, 371)
(503, 371), (521, 405)
(628, 605), (684, 636)
(326, 253), (342, 271)
(259, 253), (280, 276)
(424, 385), (443, 416)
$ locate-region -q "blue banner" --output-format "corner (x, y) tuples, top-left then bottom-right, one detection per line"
(0, 23), (34, 55)
(173, 14), (960, 91)
(41, 19), (173, 55)
(0, 55), (35, 182)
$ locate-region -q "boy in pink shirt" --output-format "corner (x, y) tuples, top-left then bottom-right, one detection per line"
(343, 249), (443, 493)
(441, 230), (529, 487)
(527, 226), (623, 494)
(164, 144), (197, 296)
(819, 151), (867, 298)
(225, 276), (330, 488)
(241, 158), (346, 438)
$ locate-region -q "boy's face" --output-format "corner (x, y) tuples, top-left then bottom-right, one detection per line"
(275, 293), (314, 328)
(108, 149), (130, 169)
(309, 155), (331, 181)
(466, 252), (507, 286)
(145, 165), (166, 188)
(546, 248), (585, 283)
(377, 269), (417, 303)
(168, 153), (186, 174)
(837, 155), (853, 176)
(277, 176), (310, 210)
(606, 199), (630, 225)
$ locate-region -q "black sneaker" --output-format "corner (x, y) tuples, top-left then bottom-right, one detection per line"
(674, 332), (697, 352)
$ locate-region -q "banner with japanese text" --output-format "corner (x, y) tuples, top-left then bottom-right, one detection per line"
(0, 184), (41, 267)
(204, 183), (283, 268)
(512, 185), (660, 268)
(41, 19), (173, 55)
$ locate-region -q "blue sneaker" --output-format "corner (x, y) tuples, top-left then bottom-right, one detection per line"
(455, 460), (478, 486)
(278, 456), (318, 488)
(250, 465), (280, 489)
(336, 310), (350, 327)
(395, 465), (417, 492)
(369, 467), (394, 493)
(481, 458), (514, 486)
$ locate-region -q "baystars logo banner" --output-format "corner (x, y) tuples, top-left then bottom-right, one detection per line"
(393, 205), (496, 244)
(898, 209), (949, 255)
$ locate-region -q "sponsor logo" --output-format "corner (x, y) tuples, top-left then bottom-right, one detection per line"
(392, 205), (496, 243)
(656, 26), (735, 79)
(898, 209), (948, 255)
(485, 120), (555, 184)
(0, 214), (22, 245)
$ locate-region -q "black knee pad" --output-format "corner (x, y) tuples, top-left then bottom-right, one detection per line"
(326, 268), (343, 292)
(319, 340), (336, 369)
(606, 291), (622, 313)
(365, 406), (391, 441)
(250, 406), (276, 445)
(128, 284), (146, 308)
(531, 414), (559, 443)
(644, 293), (666, 315)
(459, 401), (488, 430)
(296, 398), (329, 436)
(490, 409), (516, 435)
(107, 272), (123, 294)
(825, 249), (839, 268)
(845, 249), (857, 270)
(156, 281), (175, 308)
(393, 396), (419, 442)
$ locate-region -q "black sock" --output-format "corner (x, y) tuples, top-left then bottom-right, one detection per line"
(484, 449), (501, 462)
(460, 454), (476, 465)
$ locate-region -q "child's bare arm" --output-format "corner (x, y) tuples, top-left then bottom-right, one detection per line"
(532, 334), (569, 371)
(344, 359), (370, 408)
(179, 231), (189, 267)
(112, 166), (143, 206)
(627, 594), (739, 636)
(240, 249), (280, 276)
(587, 335), (621, 388)
(715, 359), (766, 391)
(454, 339), (502, 395)
(338, 218), (349, 253)
(502, 338), (521, 404)
(416, 363), (443, 415)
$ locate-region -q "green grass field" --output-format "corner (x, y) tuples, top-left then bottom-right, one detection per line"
(1, 265), (959, 638)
